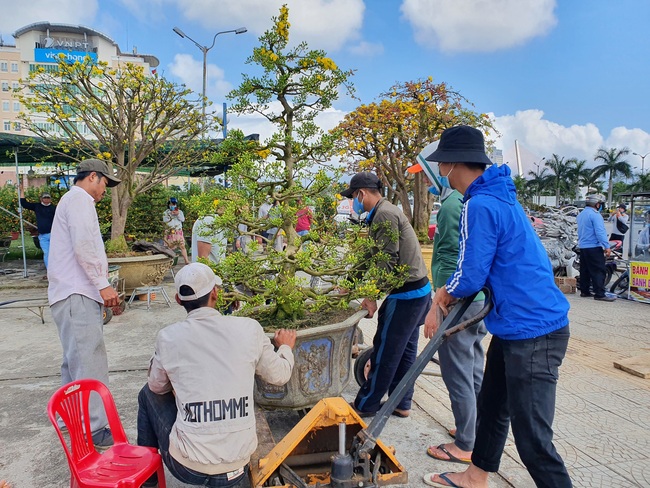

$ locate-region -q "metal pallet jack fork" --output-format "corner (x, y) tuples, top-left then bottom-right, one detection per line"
(251, 289), (492, 488)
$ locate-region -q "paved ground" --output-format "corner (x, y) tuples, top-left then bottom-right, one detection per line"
(0, 258), (649, 487)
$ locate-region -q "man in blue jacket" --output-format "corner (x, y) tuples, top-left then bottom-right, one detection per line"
(422, 126), (571, 488)
(576, 194), (615, 301)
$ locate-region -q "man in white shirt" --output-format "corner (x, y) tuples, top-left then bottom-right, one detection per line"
(48, 158), (121, 449)
(191, 215), (227, 264)
(137, 263), (296, 487)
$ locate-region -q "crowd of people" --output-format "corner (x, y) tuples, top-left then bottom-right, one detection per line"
(27, 127), (650, 488)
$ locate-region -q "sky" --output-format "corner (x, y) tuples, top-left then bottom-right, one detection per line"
(1, 0), (650, 178)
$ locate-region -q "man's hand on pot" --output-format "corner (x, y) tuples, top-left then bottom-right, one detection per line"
(360, 298), (378, 318)
(274, 329), (297, 349)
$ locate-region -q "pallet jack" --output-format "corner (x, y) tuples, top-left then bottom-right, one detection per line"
(251, 289), (492, 488)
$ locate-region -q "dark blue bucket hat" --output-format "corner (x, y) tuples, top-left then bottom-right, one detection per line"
(425, 125), (493, 165)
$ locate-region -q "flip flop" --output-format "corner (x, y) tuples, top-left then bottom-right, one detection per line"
(392, 408), (410, 418)
(423, 472), (462, 487)
(426, 444), (471, 464)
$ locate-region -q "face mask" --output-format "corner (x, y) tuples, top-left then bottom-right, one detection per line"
(428, 185), (439, 196)
(42, 202), (51, 206)
(170, 205), (177, 211)
(439, 165), (455, 189)
(352, 194), (364, 214)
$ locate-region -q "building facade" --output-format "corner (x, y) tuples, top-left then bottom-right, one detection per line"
(0, 22), (159, 140)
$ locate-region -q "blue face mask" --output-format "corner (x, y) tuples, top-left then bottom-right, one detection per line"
(438, 165), (454, 189)
(170, 205), (177, 211)
(352, 195), (364, 214)
(428, 185), (440, 195)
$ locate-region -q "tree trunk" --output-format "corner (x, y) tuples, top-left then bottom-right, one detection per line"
(607, 173), (613, 209)
(412, 172), (431, 237)
(110, 186), (133, 239)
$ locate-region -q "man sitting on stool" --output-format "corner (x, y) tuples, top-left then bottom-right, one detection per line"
(137, 263), (296, 487)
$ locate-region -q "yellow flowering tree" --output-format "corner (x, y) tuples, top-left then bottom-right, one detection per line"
(334, 78), (496, 237)
(197, 6), (407, 326)
(17, 58), (205, 238)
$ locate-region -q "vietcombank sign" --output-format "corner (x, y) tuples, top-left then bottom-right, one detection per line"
(34, 48), (98, 64)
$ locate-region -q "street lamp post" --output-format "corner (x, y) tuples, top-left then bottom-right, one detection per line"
(533, 157), (545, 206)
(632, 151), (649, 176)
(172, 26), (247, 129)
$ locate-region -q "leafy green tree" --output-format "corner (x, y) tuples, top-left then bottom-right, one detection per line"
(527, 167), (550, 206)
(566, 158), (591, 201)
(544, 154), (575, 206)
(17, 58), (205, 238)
(630, 172), (650, 192)
(592, 147), (632, 207)
(334, 79), (495, 236)
(192, 5), (409, 325)
(512, 174), (532, 206)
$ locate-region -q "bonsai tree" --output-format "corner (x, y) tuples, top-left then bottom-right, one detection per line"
(199, 6), (408, 327)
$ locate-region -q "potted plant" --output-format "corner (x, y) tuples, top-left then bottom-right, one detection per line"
(196, 7), (408, 409)
(105, 235), (173, 295)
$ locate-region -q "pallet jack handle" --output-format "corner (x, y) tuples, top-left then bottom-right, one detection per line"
(356, 287), (492, 452)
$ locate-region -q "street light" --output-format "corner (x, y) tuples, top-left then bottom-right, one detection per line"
(632, 151), (649, 176)
(533, 157), (545, 205)
(172, 25), (247, 129)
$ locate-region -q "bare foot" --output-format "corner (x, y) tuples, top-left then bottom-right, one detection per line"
(426, 442), (472, 464)
(423, 465), (489, 488)
(0, 480), (12, 488)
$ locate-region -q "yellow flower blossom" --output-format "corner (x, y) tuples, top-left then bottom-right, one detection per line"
(316, 57), (337, 71)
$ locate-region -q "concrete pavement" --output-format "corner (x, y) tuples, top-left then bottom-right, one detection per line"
(0, 259), (649, 487)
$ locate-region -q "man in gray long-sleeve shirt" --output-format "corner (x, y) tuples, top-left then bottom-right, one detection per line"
(342, 172), (431, 418)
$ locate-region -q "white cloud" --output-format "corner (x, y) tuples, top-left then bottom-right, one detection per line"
(348, 40), (384, 57)
(606, 127), (650, 173)
(0, 0), (98, 39)
(491, 109), (650, 177)
(400, 0), (557, 53)
(227, 103), (348, 143)
(151, 0), (364, 52)
(168, 53), (232, 103)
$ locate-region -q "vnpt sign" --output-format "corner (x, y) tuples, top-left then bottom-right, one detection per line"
(34, 48), (98, 64)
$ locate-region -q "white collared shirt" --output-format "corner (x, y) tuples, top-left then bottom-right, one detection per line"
(48, 185), (110, 306)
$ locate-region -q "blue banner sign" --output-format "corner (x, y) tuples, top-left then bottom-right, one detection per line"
(34, 48), (97, 64)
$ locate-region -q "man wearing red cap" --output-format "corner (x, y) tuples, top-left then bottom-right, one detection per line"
(420, 126), (571, 488)
(409, 142), (487, 467)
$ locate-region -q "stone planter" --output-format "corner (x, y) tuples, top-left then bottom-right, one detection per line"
(421, 245), (433, 283)
(254, 308), (368, 410)
(107, 253), (173, 294)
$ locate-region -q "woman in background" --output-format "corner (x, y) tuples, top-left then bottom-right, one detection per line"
(163, 197), (190, 265)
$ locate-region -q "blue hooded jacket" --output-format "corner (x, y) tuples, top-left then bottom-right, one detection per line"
(445, 164), (569, 340)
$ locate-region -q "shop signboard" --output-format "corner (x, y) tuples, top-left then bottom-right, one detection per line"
(629, 261), (650, 304)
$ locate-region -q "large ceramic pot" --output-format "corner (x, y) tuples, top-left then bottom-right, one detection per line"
(107, 253), (173, 294)
(421, 245), (433, 283)
(254, 308), (368, 410)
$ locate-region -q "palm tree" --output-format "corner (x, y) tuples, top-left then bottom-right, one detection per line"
(527, 167), (549, 206)
(630, 172), (650, 192)
(567, 158), (592, 201)
(512, 174), (532, 205)
(592, 147), (632, 208)
(583, 170), (605, 194)
(544, 154), (575, 206)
